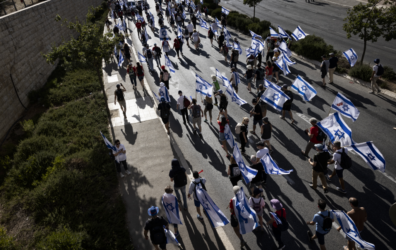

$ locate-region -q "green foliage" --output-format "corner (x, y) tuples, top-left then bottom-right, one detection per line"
(0, 226), (17, 250)
(243, 0), (263, 18)
(211, 8), (222, 19)
(20, 120), (35, 137)
(36, 227), (86, 250)
(248, 23), (265, 35)
(348, 63), (373, 82)
(290, 35), (334, 60)
(382, 66), (396, 81)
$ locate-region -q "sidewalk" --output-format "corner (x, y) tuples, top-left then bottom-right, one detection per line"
(102, 26), (230, 250)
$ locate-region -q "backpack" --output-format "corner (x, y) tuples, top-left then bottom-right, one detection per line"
(230, 164), (241, 177)
(377, 64), (384, 76)
(174, 39), (180, 48)
(337, 148), (352, 169)
(146, 49), (152, 58)
(256, 68), (264, 80)
(277, 209), (289, 232)
(252, 198), (262, 214)
(192, 105), (201, 118)
(220, 95), (227, 105)
(160, 103), (170, 119)
(235, 123), (243, 134)
(149, 217), (166, 244)
(183, 96), (191, 108)
(319, 211), (333, 232)
(137, 66), (143, 75)
(316, 126), (327, 142)
(174, 169), (187, 187)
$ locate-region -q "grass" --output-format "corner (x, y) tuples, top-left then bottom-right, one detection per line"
(0, 1), (133, 249)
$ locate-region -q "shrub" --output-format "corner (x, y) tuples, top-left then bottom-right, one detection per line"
(291, 35), (334, 60)
(20, 119), (35, 137)
(383, 66), (396, 81)
(211, 8), (222, 19)
(36, 227), (86, 250)
(248, 23), (264, 35)
(0, 226), (17, 250)
(348, 63), (372, 82)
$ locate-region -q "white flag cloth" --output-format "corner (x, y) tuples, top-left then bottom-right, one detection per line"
(222, 75), (232, 88)
(229, 89), (247, 106)
(331, 93), (360, 122)
(245, 48), (252, 58)
(215, 18), (222, 29)
(232, 187), (259, 234)
(149, 12), (155, 28)
(144, 29), (149, 41)
(196, 10), (202, 19)
(224, 27), (232, 40)
(250, 30), (263, 40)
(196, 74), (213, 97)
(253, 38), (265, 52)
(291, 75), (317, 102)
(159, 27), (170, 40)
(138, 52), (146, 63)
(261, 153), (293, 175)
(200, 18), (209, 30)
(164, 228), (181, 246)
(291, 26), (307, 41)
(275, 56), (291, 75)
(152, 91), (160, 101)
(114, 45), (118, 57)
(216, 69), (224, 86)
(317, 112), (353, 146)
(343, 48), (358, 67)
(332, 210), (375, 250)
(279, 41), (292, 58)
(118, 50), (124, 67)
(177, 25), (183, 39)
(165, 55), (175, 73)
(345, 142), (385, 172)
(159, 85), (171, 103)
(195, 183), (230, 228)
(136, 14), (145, 22)
(100, 132), (116, 151)
(232, 146), (258, 184)
(269, 212), (282, 225)
(211, 23), (218, 36)
(123, 19), (127, 32)
(222, 6), (230, 15)
(281, 52), (296, 66)
(269, 27), (279, 38)
(225, 38), (233, 48)
(162, 193), (182, 225)
(278, 26), (290, 39)
(182, 9), (187, 19)
(224, 124), (236, 148)
(233, 41), (242, 55)
(260, 83), (291, 111)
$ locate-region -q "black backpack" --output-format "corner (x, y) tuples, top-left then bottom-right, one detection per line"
(137, 66), (143, 75)
(319, 211), (333, 232)
(192, 105), (201, 118)
(160, 103), (170, 119)
(174, 169), (187, 187)
(149, 217), (166, 244)
(146, 49), (152, 58)
(377, 64), (384, 76)
(316, 126), (327, 142)
(220, 95), (227, 105)
(338, 148), (352, 169)
(276, 209), (289, 232)
(256, 68), (264, 80)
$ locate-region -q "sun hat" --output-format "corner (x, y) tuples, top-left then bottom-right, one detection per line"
(270, 199), (283, 210)
(147, 206), (160, 216)
(160, 82), (165, 87)
(314, 144), (324, 150)
(233, 186), (241, 194)
(247, 65), (252, 70)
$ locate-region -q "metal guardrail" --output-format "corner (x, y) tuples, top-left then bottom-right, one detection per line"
(0, 0), (47, 16)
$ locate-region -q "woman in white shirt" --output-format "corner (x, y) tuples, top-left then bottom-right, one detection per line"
(161, 40), (171, 57)
(191, 29), (200, 50)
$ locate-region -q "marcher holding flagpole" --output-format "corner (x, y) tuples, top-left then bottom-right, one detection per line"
(162, 185), (182, 238)
(228, 186), (248, 247)
(112, 139), (132, 178)
(267, 199), (287, 249)
(307, 199), (334, 250)
(187, 171), (206, 221)
(327, 141), (349, 194)
(144, 206), (169, 250)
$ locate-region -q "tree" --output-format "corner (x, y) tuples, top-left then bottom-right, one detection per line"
(343, 0), (396, 64)
(243, 0), (262, 19)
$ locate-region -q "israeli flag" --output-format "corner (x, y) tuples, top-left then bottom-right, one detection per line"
(164, 228), (181, 246)
(317, 112), (353, 147)
(233, 41), (242, 55)
(343, 48), (358, 67)
(222, 7), (230, 15)
(116, 23), (124, 31)
(111, 9), (114, 19)
(224, 27), (232, 40)
(229, 90), (247, 106)
(233, 72), (240, 85)
(253, 38), (265, 51)
(211, 23), (219, 36)
(118, 50), (124, 67)
(260, 153), (293, 175)
(159, 27), (170, 40)
(182, 9), (187, 19)
(149, 12), (155, 27)
(332, 210), (375, 250)
(114, 45), (118, 57)
(226, 38), (233, 48)
(177, 25), (183, 39)
(346, 142), (385, 173)
(291, 75), (317, 102)
(159, 85), (171, 103)
(222, 74), (231, 88)
(165, 55), (175, 74)
(215, 18), (222, 29)
(269, 27), (279, 37)
(269, 212), (282, 225)
(222, 76), (234, 95)
(138, 52), (146, 63)
(196, 10), (202, 19)
(260, 82), (291, 111)
(278, 26), (291, 39)
(195, 183), (230, 228)
(279, 41), (292, 58)
(200, 18), (209, 30)
(331, 93), (360, 122)
(216, 69), (224, 86)
(196, 74), (213, 97)
(144, 28), (149, 41)
(275, 56), (291, 75)
(281, 51), (295, 66)
(245, 48), (252, 58)
(162, 193), (182, 225)
(233, 146), (258, 184)
(233, 187), (259, 234)
(291, 26), (307, 41)
(153, 91), (160, 101)
(191, 2), (196, 10)
(224, 124), (236, 148)
(136, 13), (145, 22)
(250, 30), (263, 40)
(100, 131), (116, 151)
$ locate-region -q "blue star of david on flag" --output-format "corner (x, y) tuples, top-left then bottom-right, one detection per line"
(334, 129), (345, 139)
(301, 86), (307, 92)
(165, 202), (175, 212)
(343, 105), (349, 112)
(272, 93), (280, 101)
(367, 153), (375, 161)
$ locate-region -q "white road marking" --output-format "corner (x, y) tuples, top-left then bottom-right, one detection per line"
(296, 113), (312, 124)
(382, 172), (396, 184)
(383, 46), (396, 52)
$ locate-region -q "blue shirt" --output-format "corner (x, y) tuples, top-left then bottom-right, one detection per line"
(312, 210), (334, 234)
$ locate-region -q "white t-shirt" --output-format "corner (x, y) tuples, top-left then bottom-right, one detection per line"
(256, 148), (269, 160)
(192, 32), (199, 43)
(248, 197), (266, 210)
(373, 65), (379, 77)
(187, 23), (194, 33)
(188, 178), (206, 201)
(113, 144), (127, 162)
(177, 95), (186, 109)
(333, 148), (348, 170)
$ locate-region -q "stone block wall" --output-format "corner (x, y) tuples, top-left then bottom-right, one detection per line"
(0, 0), (104, 140)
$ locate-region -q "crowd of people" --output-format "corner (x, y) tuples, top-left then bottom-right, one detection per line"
(106, 0), (374, 250)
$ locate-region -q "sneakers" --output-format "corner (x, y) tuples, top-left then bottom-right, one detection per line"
(126, 170), (132, 175)
(307, 231), (313, 243)
(308, 183), (316, 190)
(120, 173), (125, 178)
(336, 187), (347, 194)
(197, 214), (204, 221)
(326, 175), (332, 182)
(279, 116), (285, 120)
(204, 119), (208, 122)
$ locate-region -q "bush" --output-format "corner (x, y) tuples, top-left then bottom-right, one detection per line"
(211, 8), (222, 19)
(36, 227), (86, 250)
(0, 226), (17, 250)
(383, 66), (396, 81)
(348, 63), (372, 82)
(291, 35), (334, 60)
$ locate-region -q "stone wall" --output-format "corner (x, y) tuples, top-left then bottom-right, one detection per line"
(0, 0), (104, 140)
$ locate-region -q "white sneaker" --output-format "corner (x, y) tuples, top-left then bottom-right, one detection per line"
(120, 173), (125, 178)
(126, 170), (132, 175)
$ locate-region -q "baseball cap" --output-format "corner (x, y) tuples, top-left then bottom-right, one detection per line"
(147, 206), (159, 216)
(374, 58), (380, 63)
(314, 144), (324, 150)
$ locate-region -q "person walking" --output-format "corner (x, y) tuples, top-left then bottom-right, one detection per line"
(250, 99), (262, 136)
(328, 52), (338, 84)
(217, 32), (225, 49)
(249, 188), (266, 231)
(169, 159), (188, 211)
(123, 42), (132, 64)
(230, 48), (239, 69)
(253, 141), (269, 164)
(176, 90), (190, 125)
(158, 97), (171, 134)
(265, 61), (273, 81)
(161, 185), (182, 238)
(144, 44), (154, 71)
(126, 63), (137, 90)
(188, 171), (206, 221)
(237, 117), (249, 153)
(254, 65), (265, 93)
(320, 55), (329, 87)
(160, 66), (170, 89)
(186, 21), (194, 37)
(173, 37), (182, 59)
(112, 139), (132, 178)
(216, 90), (228, 116)
(203, 95), (213, 124)
(144, 206), (169, 250)
(369, 58), (383, 94)
(229, 186), (247, 247)
(191, 29), (200, 50)
(183, 27), (190, 47)
(256, 84), (267, 117)
(249, 155), (267, 190)
(217, 110), (230, 157)
(280, 85), (295, 123)
(161, 39), (171, 57)
(188, 98), (204, 139)
(307, 199), (334, 250)
(302, 118), (322, 158)
(265, 38), (275, 62)
(227, 156), (242, 186)
(308, 144), (331, 193)
(153, 43), (162, 67)
(221, 41), (229, 64)
(243, 65), (254, 93)
(267, 199), (287, 249)
(261, 117), (273, 152)
(208, 27), (215, 47)
(337, 197), (367, 250)
(327, 141), (349, 194)
(272, 50), (281, 83)
(114, 84), (127, 117)
(229, 67), (240, 93)
(212, 75), (221, 106)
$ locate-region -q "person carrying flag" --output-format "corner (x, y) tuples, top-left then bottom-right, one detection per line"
(161, 185), (182, 238)
(307, 199), (334, 250)
(112, 139), (132, 178)
(267, 199), (287, 249)
(228, 186), (247, 247)
(208, 27), (215, 47)
(187, 171), (206, 221)
(280, 85), (295, 123)
(327, 141), (349, 194)
(302, 118), (322, 158)
(144, 206), (169, 250)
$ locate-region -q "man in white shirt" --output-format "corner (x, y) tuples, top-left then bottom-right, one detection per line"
(369, 58), (382, 94)
(176, 90), (189, 125)
(253, 141), (269, 164)
(187, 171), (206, 221)
(113, 140), (131, 178)
(186, 21), (194, 37)
(327, 141), (347, 194)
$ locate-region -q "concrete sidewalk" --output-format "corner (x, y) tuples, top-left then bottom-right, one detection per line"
(102, 26), (231, 250)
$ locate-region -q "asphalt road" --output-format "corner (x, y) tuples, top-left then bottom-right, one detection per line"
(123, 2), (396, 249)
(221, 0), (396, 69)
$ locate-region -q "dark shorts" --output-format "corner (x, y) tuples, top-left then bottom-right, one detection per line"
(232, 84), (238, 92)
(336, 169), (344, 178)
(161, 117), (169, 124)
(205, 103), (213, 111)
(194, 199), (200, 207)
(253, 119), (263, 126)
(219, 103), (228, 110)
(321, 72), (327, 79)
(260, 103), (267, 111)
(230, 214), (238, 227)
(138, 75), (144, 81)
(283, 104), (291, 111)
(157, 242), (166, 250)
(273, 64), (280, 72)
(316, 231), (328, 245)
